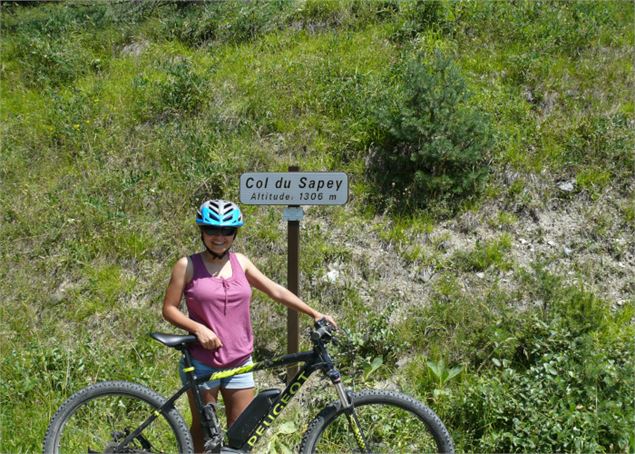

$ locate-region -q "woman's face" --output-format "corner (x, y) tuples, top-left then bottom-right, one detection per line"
(201, 227), (236, 256)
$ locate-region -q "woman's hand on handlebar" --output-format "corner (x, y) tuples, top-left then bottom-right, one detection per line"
(314, 313), (337, 329)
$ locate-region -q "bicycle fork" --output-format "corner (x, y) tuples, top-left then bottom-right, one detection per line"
(330, 371), (370, 453)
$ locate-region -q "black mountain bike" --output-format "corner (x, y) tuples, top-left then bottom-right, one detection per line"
(43, 320), (454, 453)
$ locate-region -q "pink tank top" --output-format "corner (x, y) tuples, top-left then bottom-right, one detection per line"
(184, 252), (253, 368)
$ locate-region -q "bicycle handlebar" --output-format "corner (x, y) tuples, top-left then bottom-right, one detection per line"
(312, 318), (336, 344)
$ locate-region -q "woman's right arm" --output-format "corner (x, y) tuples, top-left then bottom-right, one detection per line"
(162, 257), (223, 350)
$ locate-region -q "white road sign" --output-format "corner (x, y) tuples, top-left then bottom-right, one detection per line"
(240, 172), (349, 205)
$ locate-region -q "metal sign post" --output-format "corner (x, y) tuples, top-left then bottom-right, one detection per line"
(240, 167), (348, 383)
(285, 165), (301, 381)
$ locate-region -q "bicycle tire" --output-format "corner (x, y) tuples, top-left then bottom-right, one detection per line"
(43, 381), (194, 454)
(299, 389), (455, 454)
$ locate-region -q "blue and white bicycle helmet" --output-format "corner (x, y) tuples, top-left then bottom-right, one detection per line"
(196, 199), (244, 227)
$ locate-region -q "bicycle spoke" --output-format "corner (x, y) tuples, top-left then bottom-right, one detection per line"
(56, 394), (180, 453)
(313, 401), (441, 453)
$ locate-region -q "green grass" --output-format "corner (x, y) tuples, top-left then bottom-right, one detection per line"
(451, 234), (513, 272)
(1, 1), (633, 452)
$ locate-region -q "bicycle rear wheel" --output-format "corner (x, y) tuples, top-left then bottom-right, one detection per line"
(43, 381), (193, 454)
(299, 389), (454, 454)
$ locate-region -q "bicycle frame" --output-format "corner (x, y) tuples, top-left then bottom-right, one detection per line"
(46, 322), (453, 454)
(115, 342), (342, 452)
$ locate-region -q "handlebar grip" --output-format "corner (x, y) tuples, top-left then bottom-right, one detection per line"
(314, 318), (336, 342)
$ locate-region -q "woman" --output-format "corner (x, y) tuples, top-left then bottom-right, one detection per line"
(162, 199), (336, 452)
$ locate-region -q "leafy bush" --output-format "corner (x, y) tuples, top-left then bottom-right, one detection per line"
(1, 2), (111, 36)
(402, 267), (634, 453)
(133, 57), (206, 120)
(9, 34), (93, 87)
(336, 303), (408, 380)
(392, 0), (449, 41)
(0, 3), (122, 87)
(449, 298), (634, 453)
(368, 51), (493, 213)
(447, 1), (631, 58)
(150, 0), (293, 46)
(155, 58), (206, 115)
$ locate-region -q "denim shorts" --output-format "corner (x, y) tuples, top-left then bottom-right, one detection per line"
(179, 357), (255, 390)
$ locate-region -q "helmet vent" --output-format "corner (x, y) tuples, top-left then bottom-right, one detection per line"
(196, 199), (244, 227)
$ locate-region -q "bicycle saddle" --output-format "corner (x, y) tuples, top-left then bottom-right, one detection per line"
(150, 332), (197, 349)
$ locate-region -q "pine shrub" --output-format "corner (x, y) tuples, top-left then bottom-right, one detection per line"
(369, 51), (493, 213)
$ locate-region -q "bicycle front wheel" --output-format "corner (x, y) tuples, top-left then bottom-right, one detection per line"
(43, 381), (193, 454)
(300, 389), (454, 454)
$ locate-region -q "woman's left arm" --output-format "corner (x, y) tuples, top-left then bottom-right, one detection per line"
(241, 254), (337, 327)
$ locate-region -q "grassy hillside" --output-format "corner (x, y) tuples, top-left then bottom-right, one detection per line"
(1, 1), (633, 452)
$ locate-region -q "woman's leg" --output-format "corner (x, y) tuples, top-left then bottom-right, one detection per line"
(187, 387), (219, 454)
(221, 387), (255, 427)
